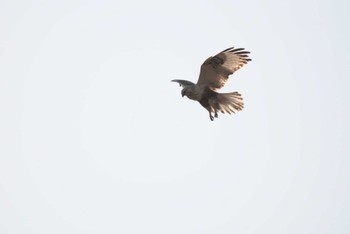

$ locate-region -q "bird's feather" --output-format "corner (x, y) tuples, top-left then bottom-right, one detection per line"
(196, 47), (251, 91)
(171, 79), (195, 87)
(216, 92), (244, 114)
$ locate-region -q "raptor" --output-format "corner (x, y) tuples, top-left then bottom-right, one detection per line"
(172, 46), (251, 121)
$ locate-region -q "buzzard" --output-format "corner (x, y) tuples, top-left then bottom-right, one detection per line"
(172, 46), (251, 121)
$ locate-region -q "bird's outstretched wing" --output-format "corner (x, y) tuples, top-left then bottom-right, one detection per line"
(196, 47), (251, 91)
(171, 79), (195, 87)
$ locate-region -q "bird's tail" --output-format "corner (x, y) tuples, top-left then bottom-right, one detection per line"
(216, 92), (244, 114)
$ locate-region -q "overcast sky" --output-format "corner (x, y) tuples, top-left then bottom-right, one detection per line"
(1, 0), (349, 233)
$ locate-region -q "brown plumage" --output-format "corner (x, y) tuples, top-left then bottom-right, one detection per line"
(172, 46), (251, 121)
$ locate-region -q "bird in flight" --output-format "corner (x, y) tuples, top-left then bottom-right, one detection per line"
(172, 46), (251, 121)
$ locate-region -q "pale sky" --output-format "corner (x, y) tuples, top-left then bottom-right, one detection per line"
(1, 0), (349, 233)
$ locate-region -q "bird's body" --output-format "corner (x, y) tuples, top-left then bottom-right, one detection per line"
(172, 46), (251, 121)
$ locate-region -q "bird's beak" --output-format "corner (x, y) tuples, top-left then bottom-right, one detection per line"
(181, 93), (185, 97)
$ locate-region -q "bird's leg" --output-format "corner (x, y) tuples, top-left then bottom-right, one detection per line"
(209, 97), (219, 119)
(209, 111), (214, 121)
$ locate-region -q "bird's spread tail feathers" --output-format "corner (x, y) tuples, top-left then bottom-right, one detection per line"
(215, 92), (244, 114)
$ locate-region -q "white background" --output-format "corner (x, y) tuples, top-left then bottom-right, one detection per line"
(1, 0), (349, 233)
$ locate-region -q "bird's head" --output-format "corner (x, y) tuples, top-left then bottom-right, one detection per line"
(181, 88), (187, 97)
(181, 86), (196, 99)
(181, 86), (192, 98)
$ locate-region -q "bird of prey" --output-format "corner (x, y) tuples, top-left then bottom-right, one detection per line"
(172, 46), (251, 121)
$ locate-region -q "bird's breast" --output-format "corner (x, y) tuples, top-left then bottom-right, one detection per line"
(186, 93), (199, 100)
